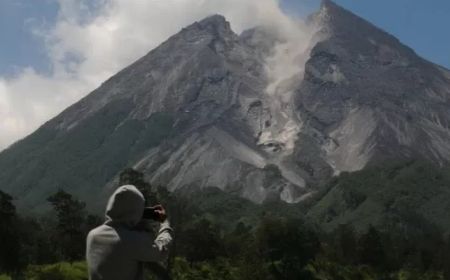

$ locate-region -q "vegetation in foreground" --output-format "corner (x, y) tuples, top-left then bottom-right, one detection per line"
(1, 162), (450, 279)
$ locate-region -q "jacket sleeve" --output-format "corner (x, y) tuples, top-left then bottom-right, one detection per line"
(131, 220), (173, 263)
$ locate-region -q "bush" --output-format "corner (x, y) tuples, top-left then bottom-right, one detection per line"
(171, 257), (242, 280)
(25, 262), (87, 280)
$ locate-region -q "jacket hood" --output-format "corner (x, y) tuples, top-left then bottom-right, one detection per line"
(105, 185), (145, 227)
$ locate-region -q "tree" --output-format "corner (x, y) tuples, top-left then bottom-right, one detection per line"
(444, 234), (450, 280)
(179, 219), (224, 264)
(255, 217), (319, 279)
(84, 214), (103, 233)
(333, 224), (357, 265)
(47, 190), (87, 261)
(358, 225), (386, 268)
(0, 191), (20, 274)
(223, 222), (252, 257)
(119, 168), (156, 204)
(16, 217), (59, 266)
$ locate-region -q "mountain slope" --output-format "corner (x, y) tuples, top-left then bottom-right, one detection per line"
(0, 15), (309, 212)
(307, 160), (450, 233)
(296, 0), (450, 176)
(1, 1), (450, 214)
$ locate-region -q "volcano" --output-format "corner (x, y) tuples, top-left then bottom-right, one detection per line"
(1, 0), (450, 213)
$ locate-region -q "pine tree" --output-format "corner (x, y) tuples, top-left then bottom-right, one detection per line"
(358, 225), (386, 268)
(47, 190), (87, 261)
(334, 223), (357, 264)
(0, 191), (20, 274)
(119, 168), (156, 204)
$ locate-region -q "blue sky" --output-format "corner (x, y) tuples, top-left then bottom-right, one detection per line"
(0, 1), (58, 76)
(1, 0), (449, 76)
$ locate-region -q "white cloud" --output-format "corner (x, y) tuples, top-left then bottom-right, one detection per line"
(0, 0), (313, 151)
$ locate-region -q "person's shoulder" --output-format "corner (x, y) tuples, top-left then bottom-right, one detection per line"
(87, 224), (124, 246)
(87, 224), (109, 238)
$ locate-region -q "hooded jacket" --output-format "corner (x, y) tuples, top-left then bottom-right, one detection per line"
(86, 185), (172, 280)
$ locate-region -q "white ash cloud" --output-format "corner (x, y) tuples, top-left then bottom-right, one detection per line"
(258, 12), (319, 155)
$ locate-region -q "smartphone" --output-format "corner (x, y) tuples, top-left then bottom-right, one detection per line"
(142, 207), (160, 220)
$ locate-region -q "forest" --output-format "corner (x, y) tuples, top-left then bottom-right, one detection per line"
(1, 163), (450, 280)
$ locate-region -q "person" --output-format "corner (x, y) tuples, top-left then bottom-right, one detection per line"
(86, 185), (173, 280)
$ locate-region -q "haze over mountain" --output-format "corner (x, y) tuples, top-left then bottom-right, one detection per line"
(1, 0), (450, 214)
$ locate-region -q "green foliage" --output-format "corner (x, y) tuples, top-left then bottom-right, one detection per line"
(119, 168), (155, 203)
(308, 260), (444, 280)
(2, 166), (450, 279)
(171, 257), (242, 280)
(25, 262), (87, 280)
(47, 190), (89, 261)
(330, 224), (358, 265)
(16, 217), (58, 266)
(358, 225), (385, 268)
(0, 275), (11, 280)
(178, 186), (306, 232)
(0, 190), (20, 274)
(308, 260), (378, 280)
(307, 160), (450, 233)
(255, 217), (319, 279)
(0, 191), (15, 220)
(178, 219), (224, 263)
(0, 190), (101, 277)
(47, 190), (86, 232)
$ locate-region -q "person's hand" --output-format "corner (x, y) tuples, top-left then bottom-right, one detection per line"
(152, 204), (167, 222)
